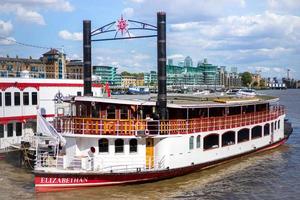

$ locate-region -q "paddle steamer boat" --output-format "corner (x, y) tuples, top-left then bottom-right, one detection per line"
(34, 12), (292, 192)
(34, 93), (290, 192)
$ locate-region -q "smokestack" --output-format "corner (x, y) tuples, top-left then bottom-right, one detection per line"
(157, 12), (167, 120)
(83, 20), (92, 96)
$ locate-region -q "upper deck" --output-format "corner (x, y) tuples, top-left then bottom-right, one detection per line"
(71, 93), (279, 108)
(54, 93), (284, 136)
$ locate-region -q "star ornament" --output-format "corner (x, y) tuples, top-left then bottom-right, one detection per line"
(117, 15), (128, 36)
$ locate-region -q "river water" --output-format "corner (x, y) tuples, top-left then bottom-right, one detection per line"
(0, 89), (299, 200)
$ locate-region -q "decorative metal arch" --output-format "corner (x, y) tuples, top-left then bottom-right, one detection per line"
(83, 12), (167, 120)
(90, 16), (157, 41)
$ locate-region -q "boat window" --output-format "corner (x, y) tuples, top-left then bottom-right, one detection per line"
(242, 105), (254, 114)
(209, 107), (225, 117)
(203, 134), (219, 150)
(196, 135), (201, 148)
(228, 106), (241, 116)
(275, 121), (277, 130)
(264, 123), (270, 136)
(32, 92), (38, 105)
(251, 126), (262, 139)
(271, 122), (274, 133)
(222, 131), (235, 147)
(278, 120), (280, 129)
(115, 139), (124, 153)
(120, 106), (128, 119)
(129, 139), (138, 153)
(98, 138), (109, 153)
(5, 92), (11, 106)
(0, 93), (2, 106)
(189, 136), (194, 150)
(14, 92), (20, 106)
(16, 122), (22, 136)
(107, 105), (116, 119)
(7, 123), (13, 137)
(238, 128), (250, 143)
(23, 92), (29, 105)
(0, 124), (4, 138)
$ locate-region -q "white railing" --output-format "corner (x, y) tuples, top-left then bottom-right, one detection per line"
(35, 154), (165, 173)
(54, 105), (285, 136)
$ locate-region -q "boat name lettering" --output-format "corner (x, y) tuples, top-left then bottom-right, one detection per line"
(40, 177), (88, 184)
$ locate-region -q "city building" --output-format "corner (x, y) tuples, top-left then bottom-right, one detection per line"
(217, 66), (241, 88)
(136, 77), (144, 86)
(42, 49), (66, 79)
(184, 56), (193, 67)
(225, 72), (242, 88)
(144, 71), (157, 86)
(168, 59), (173, 66)
(144, 58), (241, 88)
(0, 55), (46, 78)
(93, 65), (117, 85)
(114, 74), (122, 86)
(66, 60), (83, 79)
(197, 58), (217, 85)
(121, 75), (137, 87)
(167, 64), (203, 86)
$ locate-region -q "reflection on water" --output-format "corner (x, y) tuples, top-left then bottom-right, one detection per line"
(1, 89), (300, 200)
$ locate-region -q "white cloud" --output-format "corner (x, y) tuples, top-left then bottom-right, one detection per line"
(0, 36), (16, 45)
(255, 66), (271, 72)
(273, 67), (284, 73)
(1, 0), (74, 12)
(168, 54), (185, 60)
(0, 4), (45, 25)
(268, 0), (300, 13)
(170, 11), (300, 39)
(130, 0), (247, 23)
(0, 20), (13, 36)
(0, 0), (73, 25)
(129, 0), (145, 3)
(122, 7), (134, 18)
(58, 30), (82, 41)
(16, 6), (45, 25)
(67, 53), (81, 60)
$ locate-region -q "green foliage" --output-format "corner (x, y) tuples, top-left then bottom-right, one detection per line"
(241, 72), (252, 86)
(121, 71), (144, 78)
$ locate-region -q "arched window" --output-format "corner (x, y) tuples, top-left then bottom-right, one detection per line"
(115, 139), (124, 153)
(189, 136), (194, 150)
(275, 121), (277, 130)
(204, 134), (219, 150)
(222, 131), (235, 147)
(251, 126), (262, 139)
(238, 128), (250, 143)
(98, 138), (109, 153)
(264, 123), (270, 136)
(278, 120), (280, 129)
(196, 135), (201, 148)
(129, 139), (138, 153)
(271, 122), (274, 133)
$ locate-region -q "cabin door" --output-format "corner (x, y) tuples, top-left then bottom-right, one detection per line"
(146, 138), (154, 169)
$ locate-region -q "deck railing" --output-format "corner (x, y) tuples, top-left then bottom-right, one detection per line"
(54, 105), (284, 136)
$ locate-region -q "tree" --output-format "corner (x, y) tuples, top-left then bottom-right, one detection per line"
(241, 72), (252, 87)
(121, 71), (131, 76)
(259, 79), (266, 88)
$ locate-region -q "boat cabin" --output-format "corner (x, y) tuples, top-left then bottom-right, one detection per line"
(55, 95), (282, 136)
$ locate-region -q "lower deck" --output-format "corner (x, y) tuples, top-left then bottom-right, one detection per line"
(35, 114), (285, 173)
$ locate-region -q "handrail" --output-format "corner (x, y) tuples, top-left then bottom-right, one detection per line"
(54, 105), (285, 136)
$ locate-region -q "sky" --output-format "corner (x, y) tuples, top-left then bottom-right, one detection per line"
(0, 0), (299, 79)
